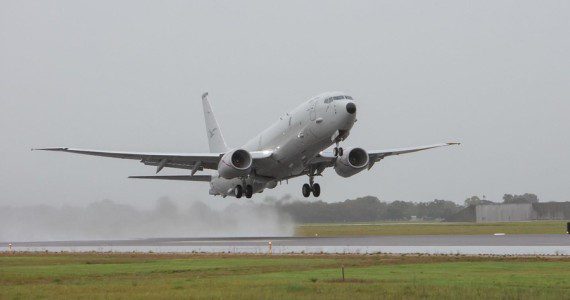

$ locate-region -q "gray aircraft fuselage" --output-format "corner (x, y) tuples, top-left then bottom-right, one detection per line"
(210, 91), (356, 196)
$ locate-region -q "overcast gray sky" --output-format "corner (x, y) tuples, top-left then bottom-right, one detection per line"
(1, 0), (569, 208)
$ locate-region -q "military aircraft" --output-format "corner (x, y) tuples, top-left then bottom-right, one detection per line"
(35, 92), (459, 198)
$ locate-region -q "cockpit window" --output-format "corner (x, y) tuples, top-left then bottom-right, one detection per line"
(324, 95), (353, 103)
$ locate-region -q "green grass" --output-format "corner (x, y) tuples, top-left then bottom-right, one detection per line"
(1, 253), (570, 299)
(296, 220), (568, 236)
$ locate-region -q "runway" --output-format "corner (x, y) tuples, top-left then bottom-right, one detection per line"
(5, 234), (570, 255)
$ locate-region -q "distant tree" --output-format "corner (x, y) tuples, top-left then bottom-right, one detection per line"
(503, 194), (514, 203)
(386, 200), (416, 220)
(464, 196), (482, 206)
(464, 196), (496, 206)
(503, 193), (539, 204)
(274, 196), (463, 223)
(337, 196), (386, 222)
(417, 199), (462, 220)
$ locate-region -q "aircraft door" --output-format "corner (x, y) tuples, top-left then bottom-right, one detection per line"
(306, 99), (328, 140)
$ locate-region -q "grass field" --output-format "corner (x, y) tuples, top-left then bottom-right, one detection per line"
(295, 220), (569, 237)
(1, 253), (570, 299)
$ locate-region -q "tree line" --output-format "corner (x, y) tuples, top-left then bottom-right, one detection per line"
(263, 193), (540, 223)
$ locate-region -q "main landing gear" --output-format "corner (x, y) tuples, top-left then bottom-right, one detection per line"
(235, 185), (253, 199)
(302, 176), (321, 198)
(302, 183), (320, 197)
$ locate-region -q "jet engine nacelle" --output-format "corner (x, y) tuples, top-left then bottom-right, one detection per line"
(218, 149), (253, 179)
(334, 147), (370, 178)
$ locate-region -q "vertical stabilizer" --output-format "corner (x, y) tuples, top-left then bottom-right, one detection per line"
(202, 92), (228, 153)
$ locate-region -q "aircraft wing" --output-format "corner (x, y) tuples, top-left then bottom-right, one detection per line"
(33, 147), (274, 174)
(310, 142), (459, 173)
(368, 142), (460, 162)
(33, 147), (222, 172)
(128, 175), (212, 181)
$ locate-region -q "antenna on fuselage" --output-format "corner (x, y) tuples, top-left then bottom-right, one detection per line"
(201, 92), (228, 153)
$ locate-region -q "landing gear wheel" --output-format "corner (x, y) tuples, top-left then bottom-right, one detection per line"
(333, 147), (338, 157)
(235, 185), (243, 198)
(245, 185), (253, 198)
(302, 184), (311, 198)
(338, 147), (344, 157)
(312, 183), (321, 197)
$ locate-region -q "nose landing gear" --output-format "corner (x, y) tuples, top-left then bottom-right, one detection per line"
(332, 139), (344, 157)
(333, 147), (343, 157)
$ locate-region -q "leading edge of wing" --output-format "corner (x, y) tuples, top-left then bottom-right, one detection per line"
(314, 142), (460, 163)
(369, 142), (460, 160)
(128, 175), (212, 182)
(32, 147), (223, 162)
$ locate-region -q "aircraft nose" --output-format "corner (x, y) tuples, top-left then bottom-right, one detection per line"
(346, 102), (356, 114)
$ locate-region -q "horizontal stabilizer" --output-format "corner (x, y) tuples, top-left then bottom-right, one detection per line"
(128, 175), (212, 182)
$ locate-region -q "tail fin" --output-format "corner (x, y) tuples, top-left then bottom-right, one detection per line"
(202, 92), (228, 153)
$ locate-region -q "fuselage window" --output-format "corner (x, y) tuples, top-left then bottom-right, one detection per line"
(325, 95), (353, 103)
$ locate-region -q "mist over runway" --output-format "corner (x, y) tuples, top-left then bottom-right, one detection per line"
(6, 234), (570, 256)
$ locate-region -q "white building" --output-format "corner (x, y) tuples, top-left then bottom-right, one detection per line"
(475, 203), (535, 223)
